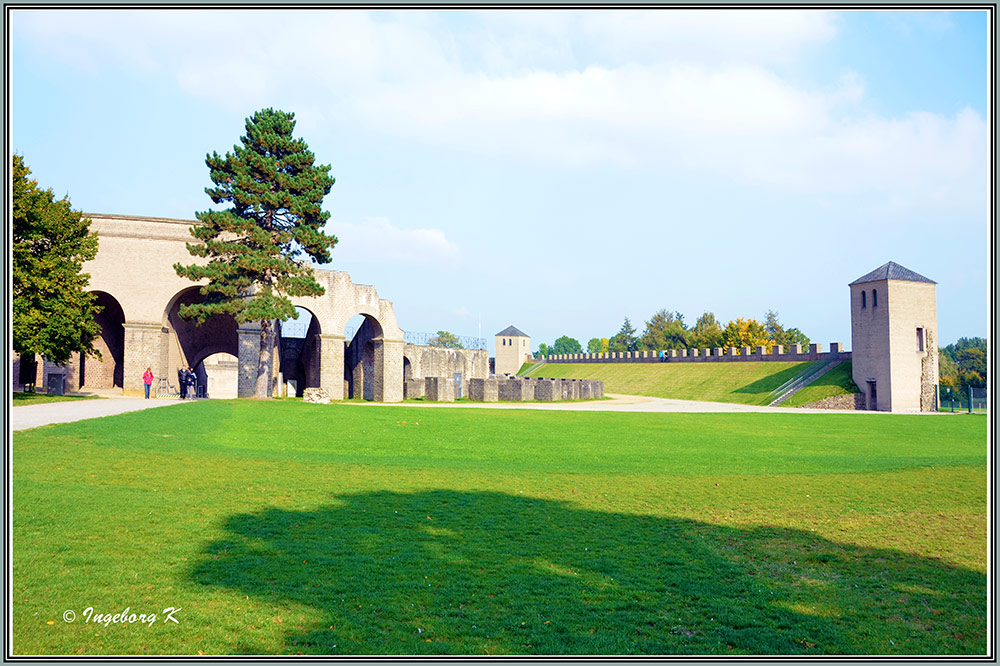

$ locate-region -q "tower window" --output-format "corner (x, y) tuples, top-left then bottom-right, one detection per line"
(917, 327), (925, 352)
(873, 289), (878, 307)
(861, 291), (866, 308)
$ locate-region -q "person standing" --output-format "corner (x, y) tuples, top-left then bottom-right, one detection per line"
(178, 367), (188, 400)
(143, 367), (154, 399)
(186, 367), (197, 399)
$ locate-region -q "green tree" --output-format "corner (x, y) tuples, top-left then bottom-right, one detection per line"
(640, 309), (688, 351)
(536, 343), (550, 358)
(764, 310), (810, 349)
(552, 335), (583, 355)
(174, 109), (337, 399)
(428, 331), (463, 349)
(721, 317), (772, 352)
(941, 337), (987, 388)
(13, 155), (102, 378)
(609, 317), (639, 352)
(689, 312), (723, 349)
(586, 338), (603, 354)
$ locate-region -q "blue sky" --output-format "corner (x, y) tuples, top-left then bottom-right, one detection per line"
(10, 8), (989, 355)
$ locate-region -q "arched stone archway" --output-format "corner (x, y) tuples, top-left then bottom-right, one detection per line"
(162, 287), (239, 395)
(59, 214), (407, 401)
(78, 291), (126, 389)
(278, 307), (322, 398)
(198, 352), (239, 399)
(344, 314), (385, 400)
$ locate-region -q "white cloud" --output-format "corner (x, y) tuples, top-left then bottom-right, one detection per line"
(12, 8), (987, 214)
(327, 217), (462, 271)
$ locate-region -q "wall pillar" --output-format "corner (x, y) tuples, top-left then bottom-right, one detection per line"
(237, 322), (262, 398)
(122, 322), (164, 397)
(376, 338), (404, 403)
(318, 334), (345, 400)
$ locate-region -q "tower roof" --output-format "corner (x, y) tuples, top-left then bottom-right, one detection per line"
(496, 325), (528, 338)
(849, 261), (936, 286)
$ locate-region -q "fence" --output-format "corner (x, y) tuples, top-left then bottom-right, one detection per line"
(403, 331), (487, 350)
(938, 385), (988, 412)
(279, 322), (485, 350)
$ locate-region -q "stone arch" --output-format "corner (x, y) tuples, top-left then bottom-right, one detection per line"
(279, 306), (322, 398)
(79, 290), (126, 389)
(344, 313), (385, 401)
(162, 286), (239, 395)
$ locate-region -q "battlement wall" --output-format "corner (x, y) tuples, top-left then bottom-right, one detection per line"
(542, 343), (851, 365)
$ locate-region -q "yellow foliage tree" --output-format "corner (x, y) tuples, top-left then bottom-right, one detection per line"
(720, 318), (773, 353)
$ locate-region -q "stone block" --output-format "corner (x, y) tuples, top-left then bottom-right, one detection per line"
(773, 345), (784, 355)
(830, 342), (844, 353)
(499, 377), (533, 401)
(303, 387), (330, 404)
(740, 346), (750, 356)
(469, 377), (499, 402)
(403, 378), (425, 399)
(424, 376), (455, 402)
(579, 380), (593, 400)
(533, 378), (557, 401)
(592, 380), (604, 399)
(789, 344), (802, 354)
(756, 346), (767, 356)
(809, 343), (821, 354)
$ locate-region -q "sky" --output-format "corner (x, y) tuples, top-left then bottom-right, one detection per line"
(9, 8), (990, 356)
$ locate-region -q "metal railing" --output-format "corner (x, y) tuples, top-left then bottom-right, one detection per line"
(767, 360), (839, 407)
(403, 331), (487, 350)
(939, 385), (988, 412)
(278, 321), (486, 350)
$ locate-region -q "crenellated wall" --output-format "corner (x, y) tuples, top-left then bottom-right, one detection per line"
(542, 343), (850, 365)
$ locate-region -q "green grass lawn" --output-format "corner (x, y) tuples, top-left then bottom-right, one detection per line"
(782, 362), (860, 407)
(524, 361), (824, 405)
(12, 392), (102, 405)
(13, 401), (986, 656)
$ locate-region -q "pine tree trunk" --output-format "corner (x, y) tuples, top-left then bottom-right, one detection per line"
(255, 320), (274, 399)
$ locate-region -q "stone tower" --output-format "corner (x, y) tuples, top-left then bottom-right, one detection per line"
(849, 262), (938, 412)
(495, 325), (531, 376)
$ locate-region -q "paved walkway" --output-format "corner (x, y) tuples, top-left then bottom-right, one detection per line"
(11, 396), (189, 432)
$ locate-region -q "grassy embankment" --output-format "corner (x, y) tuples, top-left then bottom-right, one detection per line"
(12, 400), (986, 656)
(523, 360), (860, 407)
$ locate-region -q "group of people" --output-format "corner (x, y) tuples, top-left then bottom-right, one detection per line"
(139, 366), (198, 400)
(178, 366), (197, 399)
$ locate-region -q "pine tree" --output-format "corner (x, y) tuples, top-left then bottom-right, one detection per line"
(609, 317), (639, 352)
(13, 155), (102, 374)
(174, 109), (337, 398)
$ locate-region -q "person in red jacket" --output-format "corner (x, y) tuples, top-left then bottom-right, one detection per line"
(142, 367), (154, 399)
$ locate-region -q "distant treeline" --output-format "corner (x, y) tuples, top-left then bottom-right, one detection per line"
(537, 310), (810, 357)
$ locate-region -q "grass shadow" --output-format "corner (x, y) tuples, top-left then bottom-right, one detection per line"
(191, 490), (984, 656)
(732, 362), (815, 400)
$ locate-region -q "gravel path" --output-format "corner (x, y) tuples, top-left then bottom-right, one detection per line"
(11, 397), (189, 432)
(12, 392), (940, 432)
